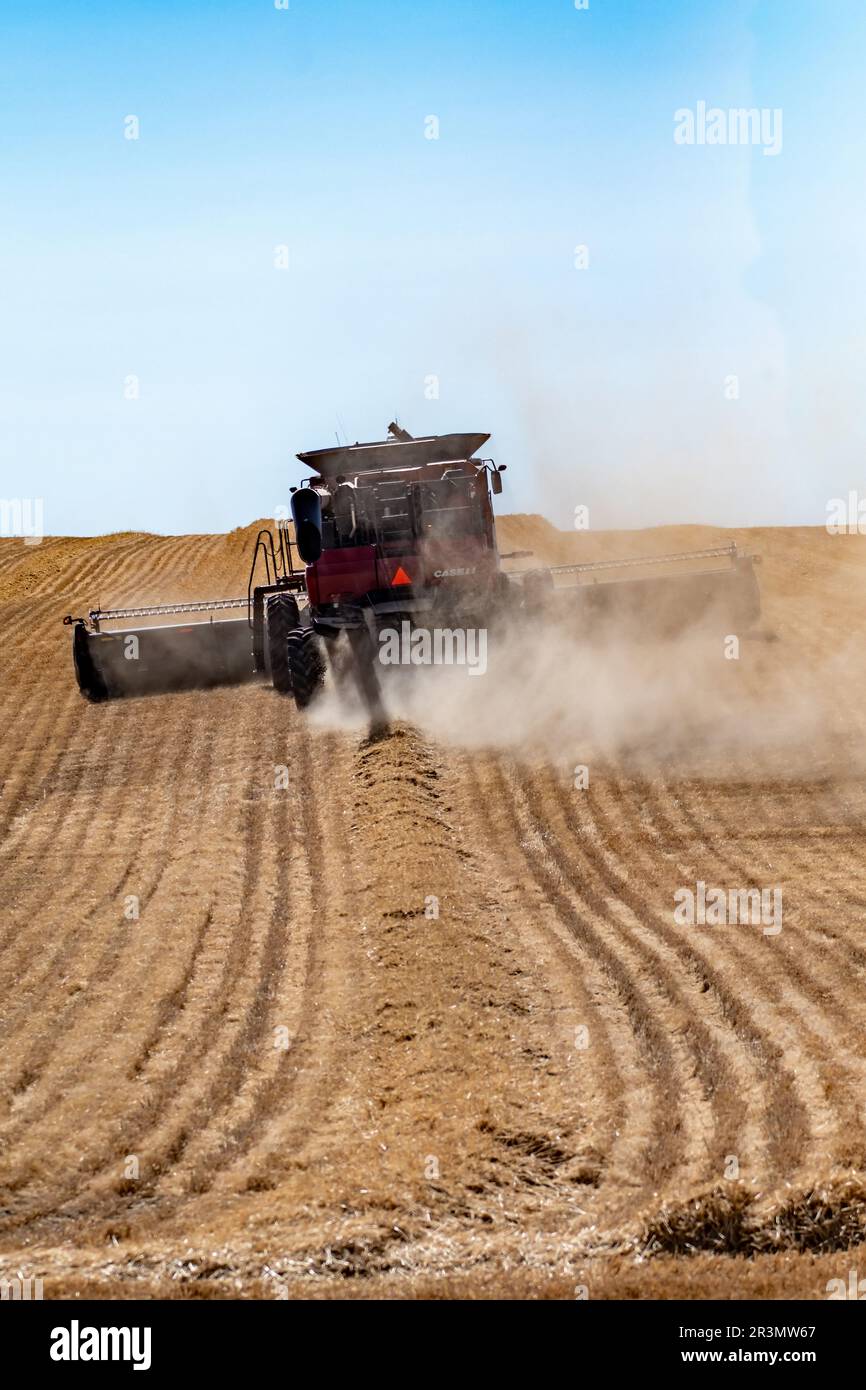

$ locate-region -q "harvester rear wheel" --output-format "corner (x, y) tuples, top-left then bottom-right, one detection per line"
(287, 627), (326, 709)
(347, 627), (386, 727)
(521, 569), (554, 615)
(267, 593), (300, 694)
(72, 622), (110, 703)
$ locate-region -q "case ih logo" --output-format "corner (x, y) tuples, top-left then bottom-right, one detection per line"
(434, 567), (477, 577)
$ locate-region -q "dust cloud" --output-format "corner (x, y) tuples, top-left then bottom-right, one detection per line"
(310, 518), (866, 781)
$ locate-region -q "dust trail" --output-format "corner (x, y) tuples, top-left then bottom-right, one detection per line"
(309, 518), (866, 780)
(328, 624), (861, 776)
(311, 623), (866, 782)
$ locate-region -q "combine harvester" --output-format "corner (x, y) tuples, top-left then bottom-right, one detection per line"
(65, 424), (761, 711)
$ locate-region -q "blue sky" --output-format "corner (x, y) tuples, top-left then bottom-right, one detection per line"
(1, 0), (864, 534)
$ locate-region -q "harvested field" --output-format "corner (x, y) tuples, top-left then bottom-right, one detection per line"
(1, 517), (866, 1298)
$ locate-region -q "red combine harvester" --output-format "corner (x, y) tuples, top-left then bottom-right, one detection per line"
(66, 424), (761, 713)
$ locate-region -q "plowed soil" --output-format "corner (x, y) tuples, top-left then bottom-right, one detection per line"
(2, 517), (866, 1299)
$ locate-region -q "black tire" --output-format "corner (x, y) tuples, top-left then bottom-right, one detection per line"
(521, 569), (554, 614)
(267, 593), (300, 694)
(320, 629), (354, 706)
(72, 622), (110, 702)
(347, 627), (386, 725)
(287, 626), (326, 709)
(731, 562), (762, 630)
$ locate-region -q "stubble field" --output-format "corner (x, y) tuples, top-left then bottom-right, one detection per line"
(2, 516), (866, 1298)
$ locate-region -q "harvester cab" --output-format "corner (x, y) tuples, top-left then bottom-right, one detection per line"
(289, 424), (507, 637)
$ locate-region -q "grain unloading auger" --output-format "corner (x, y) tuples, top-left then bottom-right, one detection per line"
(65, 424), (761, 707)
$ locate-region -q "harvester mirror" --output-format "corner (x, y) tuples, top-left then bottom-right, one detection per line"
(490, 469), (503, 495)
(291, 487), (323, 564)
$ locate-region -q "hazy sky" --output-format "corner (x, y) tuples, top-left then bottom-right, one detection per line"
(1, 0), (864, 535)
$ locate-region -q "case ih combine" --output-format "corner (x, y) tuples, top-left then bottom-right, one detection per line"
(66, 424), (761, 713)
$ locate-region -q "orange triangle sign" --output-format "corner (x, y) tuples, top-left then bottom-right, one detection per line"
(391, 565), (412, 586)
